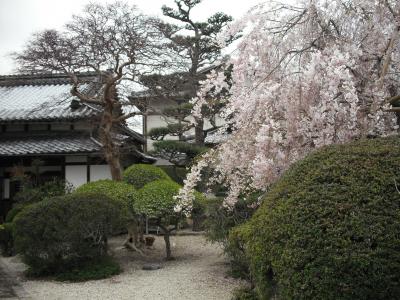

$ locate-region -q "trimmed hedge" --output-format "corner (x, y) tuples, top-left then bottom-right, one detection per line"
(75, 179), (138, 221)
(236, 136), (400, 299)
(13, 193), (122, 276)
(123, 164), (171, 189)
(135, 179), (205, 219)
(135, 180), (181, 218)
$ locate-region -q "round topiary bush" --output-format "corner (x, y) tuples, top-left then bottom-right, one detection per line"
(75, 179), (138, 220)
(237, 136), (400, 300)
(123, 164), (171, 189)
(13, 193), (123, 276)
(135, 180), (181, 217)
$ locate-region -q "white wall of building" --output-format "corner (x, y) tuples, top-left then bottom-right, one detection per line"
(90, 165), (112, 181)
(65, 165), (87, 189)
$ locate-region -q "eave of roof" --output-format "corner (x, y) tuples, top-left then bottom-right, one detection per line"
(0, 135), (101, 157)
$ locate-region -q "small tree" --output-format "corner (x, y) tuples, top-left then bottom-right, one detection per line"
(15, 2), (164, 180)
(134, 180), (182, 260)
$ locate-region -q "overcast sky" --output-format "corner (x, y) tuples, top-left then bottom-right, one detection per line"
(0, 0), (263, 74)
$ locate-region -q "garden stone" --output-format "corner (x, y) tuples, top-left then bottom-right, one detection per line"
(142, 263), (162, 271)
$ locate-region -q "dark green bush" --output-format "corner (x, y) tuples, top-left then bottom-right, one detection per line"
(238, 136), (400, 299)
(14, 193), (122, 276)
(123, 164), (171, 189)
(5, 204), (25, 223)
(232, 287), (258, 300)
(0, 223), (14, 256)
(158, 165), (188, 185)
(13, 178), (72, 205)
(2, 180), (72, 257)
(54, 256), (121, 282)
(7, 179), (72, 223)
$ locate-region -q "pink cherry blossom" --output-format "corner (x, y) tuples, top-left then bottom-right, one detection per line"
(176, 0), (400, 210)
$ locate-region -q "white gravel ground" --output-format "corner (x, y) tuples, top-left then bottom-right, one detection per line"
(2, 234), (244, 300)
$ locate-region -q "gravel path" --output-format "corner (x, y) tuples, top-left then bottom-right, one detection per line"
(0, 257), (30, 299)
(1, 235), (244, 300)
(0, 261), (17, 299)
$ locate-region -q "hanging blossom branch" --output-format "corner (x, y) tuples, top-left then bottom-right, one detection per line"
(175, 0), (400, 210)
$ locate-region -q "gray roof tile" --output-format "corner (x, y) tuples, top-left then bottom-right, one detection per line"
(0, 74), (100, 122)
(0, 135), (101, 156)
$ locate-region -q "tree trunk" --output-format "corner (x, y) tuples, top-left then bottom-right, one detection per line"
(126, 220), (139, 245)
(108, 155), (123, 181)
(100, 103), (123, 181)
(163, 232), (172, 260)
(195, 119), (205, 146)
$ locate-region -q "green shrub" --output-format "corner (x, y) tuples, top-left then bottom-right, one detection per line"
(0, 223), (14, 256)
(238, 136), (400, 299)
(14, 193), (122, 276)
(202, 194), (260, 279)
(54, 256), (121, 282)
(5, 204), (26, 223)
(232, 286), (258, 300)
(13, 178), (72, 205)
(191, 191), (207, 231)
(75, 179), (138, 221)
(158, 165), (188, 185)
(123, 164), (171, 189)
(135, 180), (181, 219)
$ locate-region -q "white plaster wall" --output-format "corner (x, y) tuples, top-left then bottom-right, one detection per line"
(65, 165), (87, 189)
(90, 165), (112, 181)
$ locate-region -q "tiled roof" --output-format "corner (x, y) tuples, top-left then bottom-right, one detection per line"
(0, 73), (101, 122)
(0, 135), (101, 156)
